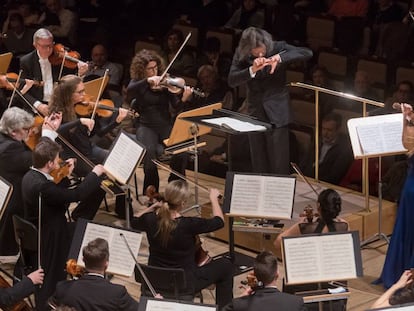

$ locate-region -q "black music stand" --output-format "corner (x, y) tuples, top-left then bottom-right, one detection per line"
(182, 109), (271, 274)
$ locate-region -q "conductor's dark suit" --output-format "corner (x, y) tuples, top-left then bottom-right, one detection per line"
(228, 40), (312, 174)
(53, 274), (139, 311)
(222, 287), (305, 311)
(19, 50), (74, 107)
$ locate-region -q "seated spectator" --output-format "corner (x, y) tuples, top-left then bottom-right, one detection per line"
(183, 65), (233, 110)
(84, 44), (123, 107)
(370, 80), (414, 115)
(1, 1), (40, 33)
(371, 269), (414, 308)
(368, 0), (405, 55)
(52, 238), (139, 311)
(38, 0), (78, 46)
(160, 29), (195, 77)
(341, 70), (382, 112)
(222, 251), (305, 311)
(300, 112), (354, 185)
(224, 0), (265, 32)
(197, 36), (232, 80)
(0, 13), (36, 72)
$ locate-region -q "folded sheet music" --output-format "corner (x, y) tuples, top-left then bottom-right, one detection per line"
(202, 117), (267, 132)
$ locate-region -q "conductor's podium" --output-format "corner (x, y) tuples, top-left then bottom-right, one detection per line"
(192, 170), (397, 253)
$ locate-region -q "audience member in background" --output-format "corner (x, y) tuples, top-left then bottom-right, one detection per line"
(327, 0), (369, 18)
(225, 0), (265, 31)
(303, 65), (336, 118)
(368, 0), (405, 55)
(183, 65), (233, 110)
(372, 269), (414, 308)
(222, 251), (305, 311)
(341, 70), (381, 112)
(38, 0), (78, 46)
(1, 1), (40, 33)
(0, 268), (44, 309)
(53, 238), (139, 311)
(197, 36), (232, 80)
(160, 28), (195, 77)
(371, 80), (414, 115)
(0, 13), (36, 71)
(85, 44), (123, 107)
(301, 112), (354, 185)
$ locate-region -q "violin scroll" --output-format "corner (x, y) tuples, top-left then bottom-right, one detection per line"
(66, 258), (85, 278)
(300, 204), (319, 223)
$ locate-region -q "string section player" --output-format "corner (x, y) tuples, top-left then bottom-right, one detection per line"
(126, 49), (193, 194)
(131, 180), (234, 309)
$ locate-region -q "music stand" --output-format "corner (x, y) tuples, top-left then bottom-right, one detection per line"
(0, 52), (13, 74)
(182, 109), (271, 269)
(347, 113), (407, 246)
(83, 76), (109, 99)
(164, 103), (222, 207)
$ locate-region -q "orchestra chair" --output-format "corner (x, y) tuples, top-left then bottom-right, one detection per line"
(172, 21), (199, 48)
(286, 69), (305, 95)
(205, 28), (236, 54)
(306, 15), (336, 51)
(317, 48), (349, 79)
(356, 56), (388, 86)
(12, 215), (38, 279)
(135, 264), (203, 303)
(134, 39), (162, 54)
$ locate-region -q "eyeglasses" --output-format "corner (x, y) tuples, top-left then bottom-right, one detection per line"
(146, 65), (158, 72)
(36, 42), (54, 49)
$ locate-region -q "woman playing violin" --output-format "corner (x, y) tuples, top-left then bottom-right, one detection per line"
(127, 49), (192, 194)
(48, 74), (128, 220)
(131, 180), (234, 309)
(0, 106), (61, 256)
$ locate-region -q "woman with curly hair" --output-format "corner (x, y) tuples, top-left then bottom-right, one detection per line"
(127, 49), (192, 193)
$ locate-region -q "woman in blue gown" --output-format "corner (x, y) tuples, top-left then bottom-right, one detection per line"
(377, 103), (414, 288)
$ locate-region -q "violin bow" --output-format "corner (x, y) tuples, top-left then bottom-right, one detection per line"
(159, 32), (192, 82)
(89, 69), (109, 131)
(119, 233), (158, 297)
(7, 69), (23, 109)
(290, 162), (319, 197)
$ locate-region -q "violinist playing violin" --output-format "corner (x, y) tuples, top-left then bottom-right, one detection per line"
(21, 137), (106, 311)
(127, 49), (193, 194)
(0, 107), (61, 257)
(19, 28), (88, 116)
(222, 251), (305, 311)
(131, 180), (234, 310)
(48, 74), (129, 220)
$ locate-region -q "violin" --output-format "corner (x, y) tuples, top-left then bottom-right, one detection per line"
(144, 185), (212, 266)
(74, 98), (139, 118)
(65, 259), (85, 279)
(25, 115), (71, 184)
(0, 73), (43, 90)
(158, 75), (205, 98)
(300, 204), (319, 223)
(0, 274), (33, 311)
(49, 43), (81, 69)
(241, 271), (263, 290)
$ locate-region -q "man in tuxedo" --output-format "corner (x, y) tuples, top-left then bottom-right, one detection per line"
(19, 28), (88, 115)
(52, 238), (139, 311)
(228, 27), (312, 175)
(222, 251), (305, 311)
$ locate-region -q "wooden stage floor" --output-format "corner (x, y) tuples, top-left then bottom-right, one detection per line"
(0, 167), (395, 310)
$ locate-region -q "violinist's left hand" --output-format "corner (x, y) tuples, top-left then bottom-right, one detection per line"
(77, 61), (89, 77)
(65, 158), (76, 176)
(116, 108), (129, 123)
(181, 86), (192, 102)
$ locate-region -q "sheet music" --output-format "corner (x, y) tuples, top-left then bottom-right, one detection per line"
(0, 176), (12, 219)
(283, 233), (358, 284)
(202, 117), (266, 132)
(104, 132), (145, 184)
(356, 121), (404, 155)
(76, 222), (142, 276)
(145, 299), (216, 311)
(229, 174), (295, 219)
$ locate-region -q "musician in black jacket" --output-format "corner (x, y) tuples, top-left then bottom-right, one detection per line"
(228, 27), (312, 175)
